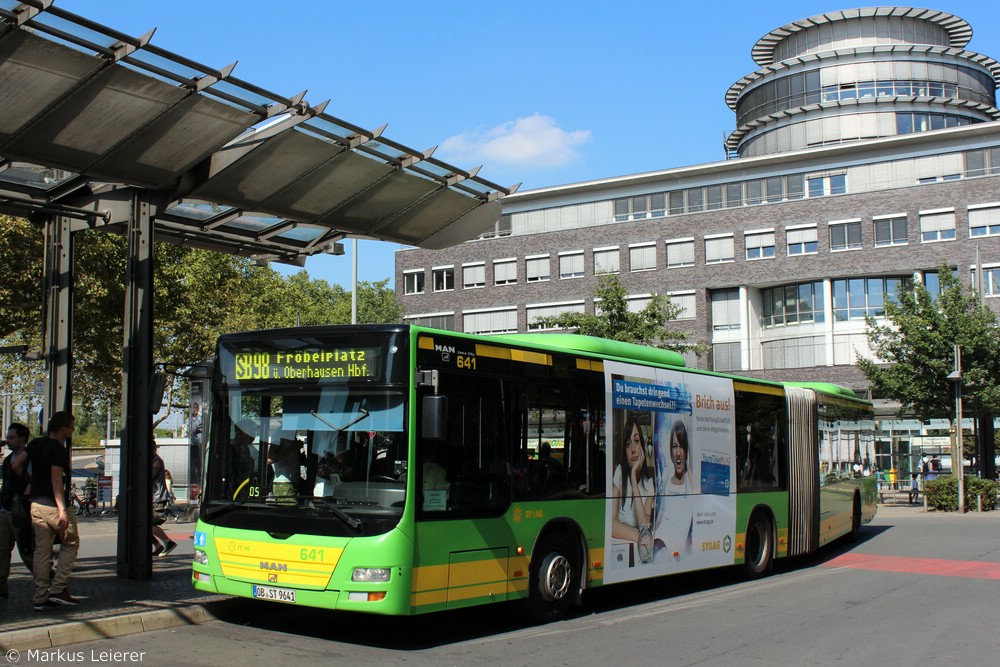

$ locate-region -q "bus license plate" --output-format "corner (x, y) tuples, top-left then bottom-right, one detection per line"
(252, 585), (296, 604)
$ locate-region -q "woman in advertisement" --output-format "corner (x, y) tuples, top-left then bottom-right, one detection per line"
(611, 415), (655, 564)
(655, 417), (695, 560)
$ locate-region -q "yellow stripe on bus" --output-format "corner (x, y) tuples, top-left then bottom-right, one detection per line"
(418, 336), (435, 350)
(733, 381), (784, 396)
(576, 358), (604, 372)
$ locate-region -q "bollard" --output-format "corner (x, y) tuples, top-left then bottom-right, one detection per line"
(977, 495), (982, 512)
(923, 494), (927, 512)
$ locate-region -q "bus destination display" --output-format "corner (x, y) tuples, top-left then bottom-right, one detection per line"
(233, 348), (377, 381)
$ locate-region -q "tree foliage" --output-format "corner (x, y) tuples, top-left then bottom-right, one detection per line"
(858, 265), (1000, 422)
(533, 274), (705, 354)
(0, 217), (402, 421)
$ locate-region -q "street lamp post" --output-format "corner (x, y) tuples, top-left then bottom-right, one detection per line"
(948, 344), (965, 513)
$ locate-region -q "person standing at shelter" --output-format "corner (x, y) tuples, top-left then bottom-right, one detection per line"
(151, 442), (177, 557)
(12, 411), (80, 611)
(0, 423), (31, 599)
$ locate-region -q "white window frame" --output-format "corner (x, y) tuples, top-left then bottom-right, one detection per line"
(462, 307), (518, 334)
(525, 254), (551, 283)
(919, 208), (956, 243)
(559, 251), (585, 279)
(668, 290), (696, 319)
(493, 258), (518, 285)
(403, 269), (425, 295)
(665, 238), (695, 268)
(873, 213), (908, 247)
(525, 300), (586, 330)
(829, 218), (863, 252)
(744, 228), (775, 260)
(704, 233), (735, 265)
(786, 224), (818, 256)
(431, 265), (454, 292)
(462, 262), (485, 289)
(969, 203), (1000, 238)
(593, 246), (620, 275)
(628, 242), (657, 272)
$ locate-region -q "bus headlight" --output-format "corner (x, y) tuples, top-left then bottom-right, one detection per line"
(352, 567), (391, 583)
(193, 550), (209, 566)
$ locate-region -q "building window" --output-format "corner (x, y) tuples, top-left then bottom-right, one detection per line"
(762, 282), (824, 328)
(969, 204), (1000, 237)
(666, 239), (695, 268)
(627, 294), (652, 313)
(463, 308), (517, 335)
(629, 243), (656, 272)
(462, 263), (485, 289)
(833, 276), (906, 321)
(493, 259), (517, 285)
(806, 173), (846, 197)
(745, 230), (775, 260)
(919, 209), (956, 242)
(874, 215), (908, 246)
(593, 247), (620, 275)
(559, 252), (584, 279)
(829, 219), (862, 251)
(787, 226), (818, 255)
(525, 255), (551, 283)
(712, 342), (741, 372)
(613, 193), (665, 222)
(405, 312), (455, 330)
(705, 235), (734, 265)
(403, 270), (425, 295)
(711, 288), (740, 331)
(432, 266), (454, 292)
(973, 265), (1000, 297)
(964, 147), (1000, 178)
(526, 302), (585, 330)
(668, 291), (696, 319)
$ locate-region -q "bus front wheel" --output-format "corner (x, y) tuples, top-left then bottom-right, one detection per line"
(741, 512), (773, 579)
(526, 531), (577, 623)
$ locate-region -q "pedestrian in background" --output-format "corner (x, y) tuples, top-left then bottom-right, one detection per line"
(13, 411), (80, 611)
(151, 442), (177, 557)
(0, 422), (31, 599)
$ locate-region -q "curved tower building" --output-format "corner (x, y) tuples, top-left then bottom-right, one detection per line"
(726, 7), (1000, 157)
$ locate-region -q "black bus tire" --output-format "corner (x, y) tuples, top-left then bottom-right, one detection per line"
(526, 530), (578, 623)
(848, 495), (862, 543)
(741, 511), (773, 580)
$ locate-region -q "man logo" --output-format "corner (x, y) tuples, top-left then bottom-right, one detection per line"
(268, 574), (278, 583)
(260, 561), (288, 571)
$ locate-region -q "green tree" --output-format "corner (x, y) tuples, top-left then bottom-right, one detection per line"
(533, 274), (705, 354)
(858, 266), (1000, 424)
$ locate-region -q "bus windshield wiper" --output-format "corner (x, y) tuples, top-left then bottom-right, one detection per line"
(311, 408), (370, 432)
(313, 497), (363, 532)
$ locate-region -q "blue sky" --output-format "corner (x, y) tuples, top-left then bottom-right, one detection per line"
(75, 0), (1000, 289)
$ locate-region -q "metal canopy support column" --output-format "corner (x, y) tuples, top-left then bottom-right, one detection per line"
(41, 213), (74, 448)
(117, 190), (155, 579)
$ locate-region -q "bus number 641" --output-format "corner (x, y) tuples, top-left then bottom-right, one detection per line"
(457, 355), (477, 370)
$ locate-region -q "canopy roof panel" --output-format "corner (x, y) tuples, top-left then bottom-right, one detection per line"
(0, 1), (515, 261)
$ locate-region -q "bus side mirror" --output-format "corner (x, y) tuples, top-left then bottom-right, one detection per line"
(421, 395), (448, 441)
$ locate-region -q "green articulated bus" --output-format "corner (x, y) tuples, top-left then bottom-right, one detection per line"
(192, 324), (877, 622)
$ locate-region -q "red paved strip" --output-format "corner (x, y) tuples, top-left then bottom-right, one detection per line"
(826, 553), (1000, 580)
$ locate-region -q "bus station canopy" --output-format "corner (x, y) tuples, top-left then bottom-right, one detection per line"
(0, 1), (514, 263)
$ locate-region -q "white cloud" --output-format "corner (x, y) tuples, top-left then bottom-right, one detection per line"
(439, 114), (590, 168)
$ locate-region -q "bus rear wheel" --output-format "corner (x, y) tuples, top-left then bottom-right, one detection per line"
(526, 531), (577, 623)
(742, 512), (773, 579)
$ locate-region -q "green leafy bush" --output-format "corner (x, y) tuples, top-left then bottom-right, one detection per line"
(924, 475), (999, 511)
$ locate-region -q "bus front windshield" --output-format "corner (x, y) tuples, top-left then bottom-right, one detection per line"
(203, 384), (407, 534)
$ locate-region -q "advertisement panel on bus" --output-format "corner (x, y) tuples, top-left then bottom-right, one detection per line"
(603, 361), (737, 584)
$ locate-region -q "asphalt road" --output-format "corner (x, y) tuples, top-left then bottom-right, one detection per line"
(26, 506), (1000, 667)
